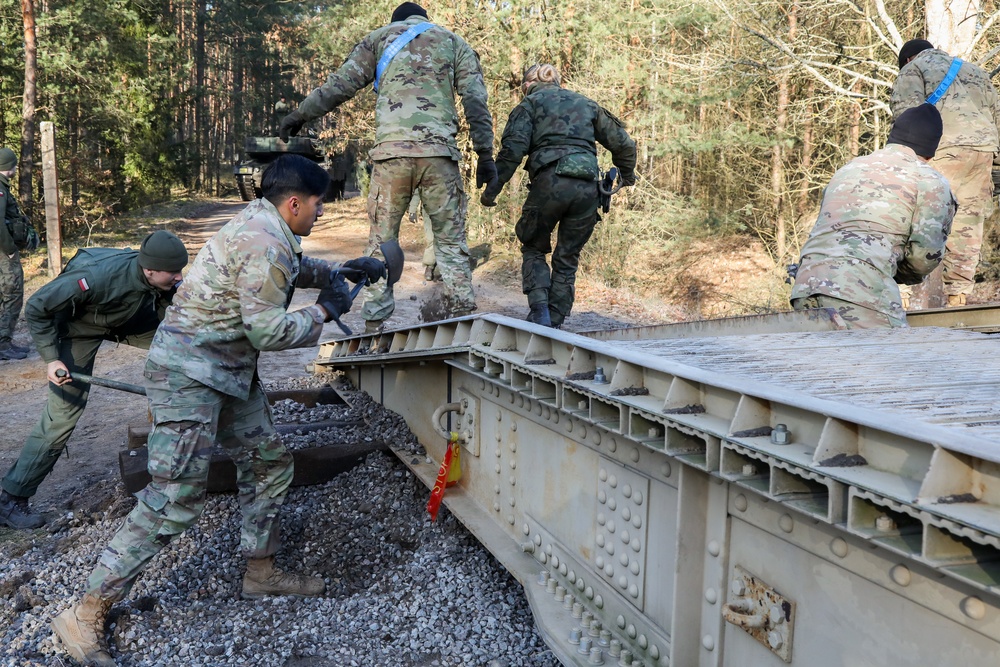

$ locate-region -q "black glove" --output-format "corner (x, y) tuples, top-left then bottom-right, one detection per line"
(480, 185), (501, 207)
(476, 154), (498, 189)
(619, 170), (636, 187)
(278, 111), (306, 143)
(341, 257), (387, 284)
(316, 275), (352, 322)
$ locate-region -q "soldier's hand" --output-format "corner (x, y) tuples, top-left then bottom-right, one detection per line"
(48, 361), (70, 386)
(619, 170), (636, 187)
(476, 153), (498, 189)
(278, 111), (306, 143)
(316, 276), (353, 322)
(480, 190), (498, 207)
(341, 257), (387, 284)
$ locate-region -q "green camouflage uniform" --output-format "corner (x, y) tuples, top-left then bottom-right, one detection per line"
(408, 188), (439, 277)
(2, 248), (174, 498)
(86, 198), (335, 601)
(490, 82), (636, 326)
(295, 16), (494, 321)
(0, 173), (25, 347)
(890, 48), (1000, 296)
(791, 144), (956, 328)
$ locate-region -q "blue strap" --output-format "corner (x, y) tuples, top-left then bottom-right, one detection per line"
(374, 22), (434, 93)
(926, 57), (963, 105)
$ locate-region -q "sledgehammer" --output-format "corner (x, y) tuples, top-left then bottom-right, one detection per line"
(54, 368), (147, 396)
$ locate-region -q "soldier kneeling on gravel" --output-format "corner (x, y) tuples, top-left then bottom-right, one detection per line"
(51, 154), (386, 666)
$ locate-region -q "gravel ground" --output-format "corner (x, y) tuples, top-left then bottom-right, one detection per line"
(0, 374), (556, 667)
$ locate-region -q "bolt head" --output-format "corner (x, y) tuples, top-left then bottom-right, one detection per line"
(768, 631), (783, 650)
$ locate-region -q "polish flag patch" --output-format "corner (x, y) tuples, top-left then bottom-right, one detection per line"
(78, 278), (90, 292)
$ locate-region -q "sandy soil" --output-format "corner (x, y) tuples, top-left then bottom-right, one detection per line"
(0, 193), (646, 520)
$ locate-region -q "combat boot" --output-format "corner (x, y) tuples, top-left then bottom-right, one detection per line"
(0, 344), (27, 361)
(50, 594), (117, 667)
(901, 297), (910, 310)
(0, 490), (45, 529)
(364, 319), (385, 334)
(526, 303), (552, 327)
(242, 557), (325, 599)
(947, 294), (967, 308)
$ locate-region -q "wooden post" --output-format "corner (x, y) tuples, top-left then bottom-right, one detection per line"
(39, 121), (61, 276)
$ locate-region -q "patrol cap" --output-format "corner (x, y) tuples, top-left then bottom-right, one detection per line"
(0, 148), (17, 172)
(898, 39), (933, 69)
(887, 104), (942, 159)
(138, 230), (188, 272)
(391, 2), (427, 22)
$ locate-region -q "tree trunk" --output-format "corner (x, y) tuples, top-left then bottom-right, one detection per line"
(925, 0), (980, 55)
(20, 0), (37, 217)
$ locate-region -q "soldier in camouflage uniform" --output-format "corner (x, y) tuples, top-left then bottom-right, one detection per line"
(0, 231), (189, 531)
(791, 105), (957, 329)
(51, 156), (385, 667)
(481, 64), (636, 327)
(279, 2), (496, 331)
(0, 147), (36, 361)
(890, 39), (1000, 307)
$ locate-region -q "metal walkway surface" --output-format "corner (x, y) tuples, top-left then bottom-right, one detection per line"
(316, 314), (1000, 667)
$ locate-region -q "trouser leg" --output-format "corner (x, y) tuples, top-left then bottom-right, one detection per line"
(86, 364), (219, 600)
(2, 336), (103, 498)
(420, 157), (474, 312)
(791, 295), (898, 329)
(216, 381), (293, 559)
(0, 250), (23, 346)
(362, 158), (412, 322)
(548, 185), (600, 327)
(932, 149), (994, 296)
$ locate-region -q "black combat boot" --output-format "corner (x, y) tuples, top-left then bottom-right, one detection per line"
(527, 303), (552, 327)
(0, 344), (28, 361)
(0, 490), (45, 529)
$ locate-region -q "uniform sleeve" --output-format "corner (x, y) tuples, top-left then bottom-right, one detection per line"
(453, 39), (495, 155)
(594, 107), (637, 179)
(296, 39), (378, 122)
(0, 187), (14, 256)
(25, 273), (100, 362)
(297, 255), (336, 289)
(234, 242), (325, 351)
(896, 177), (955, 284)
(493, 104), (533, 189)
(889, 63), (928, 119)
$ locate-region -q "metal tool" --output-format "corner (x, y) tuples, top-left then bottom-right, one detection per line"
(54, 368), (147, 395)
(328, 239), (405, 336)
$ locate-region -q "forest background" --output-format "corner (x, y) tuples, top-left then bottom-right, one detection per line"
(1, 0), (999, 318)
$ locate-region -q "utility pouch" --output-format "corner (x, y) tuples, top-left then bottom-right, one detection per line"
(554, 154), (599, 181)
(8, 217), (36, 251)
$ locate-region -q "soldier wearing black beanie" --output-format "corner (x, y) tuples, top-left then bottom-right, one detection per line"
(886, 104), (943, 159)
(391, 2), (428, 22)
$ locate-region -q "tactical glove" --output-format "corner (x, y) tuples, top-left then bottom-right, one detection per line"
(619, 170), (636, 187)
(476, 154), (498, 189)
(278, 111), (306, 143)
(316, 276), (353, 322)
(480, 186), (500, 207)
(341, 257), (387, 284)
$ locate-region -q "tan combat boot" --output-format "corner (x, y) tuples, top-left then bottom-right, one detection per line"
(947, 294), (967, 308)
(901, 297), (910, 310)
(51, 593), (116, 666)
(241, 556), (325, 599)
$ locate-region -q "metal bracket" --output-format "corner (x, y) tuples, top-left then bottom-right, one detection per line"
(723, 565), (795, 662)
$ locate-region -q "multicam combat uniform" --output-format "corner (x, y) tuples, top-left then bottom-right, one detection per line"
(0, 172), (26, 349)
(791, 144), (956, 328)
(890, 48), (1000, 297)
(1, 248), (175, 500)
(489, 82), (636, 327)
(86, 199), (334, 601)
(295, 15), (494, 322)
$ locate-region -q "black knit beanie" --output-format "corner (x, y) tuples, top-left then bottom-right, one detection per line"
(898, 39), (933, 69)
(138, 230), (188, 272)
(887, 104), (943, 159)
(391, 2), (427, 22)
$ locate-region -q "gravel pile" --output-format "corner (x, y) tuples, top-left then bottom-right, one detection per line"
(0, 374), (555, 667)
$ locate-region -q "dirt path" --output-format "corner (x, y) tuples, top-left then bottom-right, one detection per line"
(0, 194), (642, 518)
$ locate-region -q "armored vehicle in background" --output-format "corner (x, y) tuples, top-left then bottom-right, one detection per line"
(233, 136), (327, 201)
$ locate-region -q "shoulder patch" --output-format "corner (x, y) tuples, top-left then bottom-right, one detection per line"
(78, 278), (90, 292)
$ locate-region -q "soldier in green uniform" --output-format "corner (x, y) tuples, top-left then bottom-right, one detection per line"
(481, 64), (637, 328)
(790, 105), (957, 328)
(51, 155), (384, 667)
(279, 2), (496, 332)
(0, 230), (188, 530)
(890, 39), (1000, 307)
(0, 146), (39, 361)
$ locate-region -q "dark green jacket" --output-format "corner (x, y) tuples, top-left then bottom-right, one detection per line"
(25, 248), (174, 362)
(0, 173), (24, 256)
(494, 82), (637, 188)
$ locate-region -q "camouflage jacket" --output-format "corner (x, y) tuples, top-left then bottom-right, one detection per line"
(0, 173), (24, 256)
(494, 82), (637, 187)
(890, 48), (1000, 152)
(25, 248), (173, 363)
(296, 16), (494, 162)
(791, 144), (956, 319)
(147, 198), (332, 399)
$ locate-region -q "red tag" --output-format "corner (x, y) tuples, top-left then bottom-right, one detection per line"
(427, 436), (458, 521)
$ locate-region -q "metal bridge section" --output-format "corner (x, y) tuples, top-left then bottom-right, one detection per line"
(316, 314), (1000, 666)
